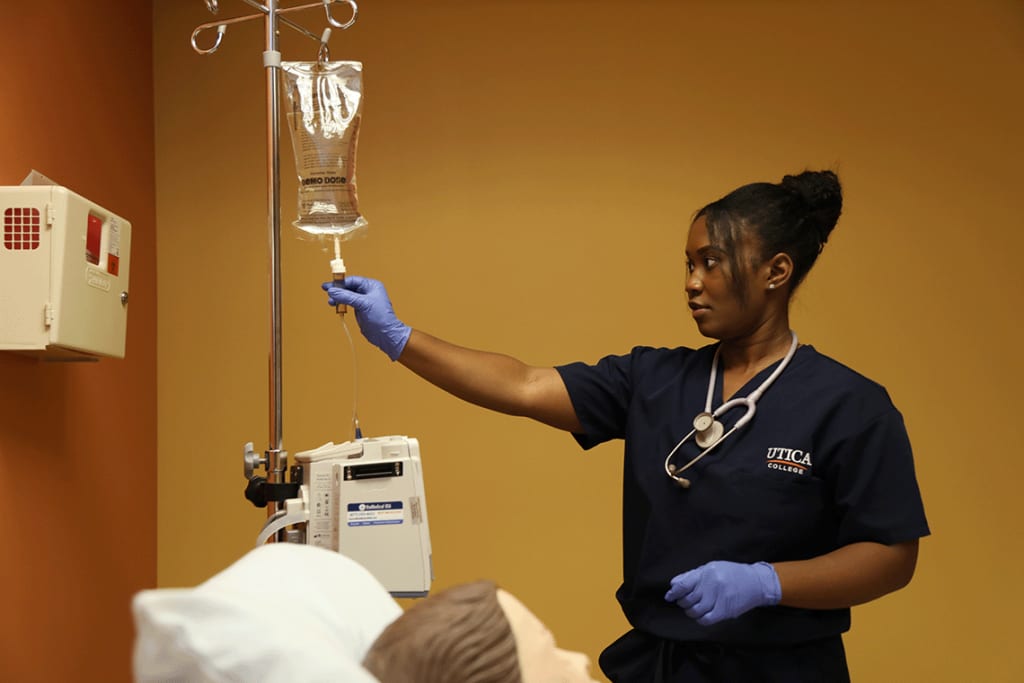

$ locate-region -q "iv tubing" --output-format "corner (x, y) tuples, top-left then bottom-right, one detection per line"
(331, 236), (347, 316)
(340, 314), (363, 439)
(330, 239), (358, 436)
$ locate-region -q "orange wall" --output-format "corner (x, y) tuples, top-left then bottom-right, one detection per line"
(0, 3), (157, 682)
(154, 1), (1023, 681)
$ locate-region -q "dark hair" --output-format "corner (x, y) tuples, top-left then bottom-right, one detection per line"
(695, 170), (843, 292)
(363, 580), (521, 683)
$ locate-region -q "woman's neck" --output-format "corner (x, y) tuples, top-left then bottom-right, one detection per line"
(718, 326), (794, 375)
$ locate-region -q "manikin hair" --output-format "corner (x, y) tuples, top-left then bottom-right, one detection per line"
(695, 169), (843, 293)
(363, 580), (521, 683)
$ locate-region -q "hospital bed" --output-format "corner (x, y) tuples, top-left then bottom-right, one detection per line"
(132, 544), (599, 683)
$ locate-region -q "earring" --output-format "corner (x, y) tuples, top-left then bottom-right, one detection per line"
(768, 283), (776, 290)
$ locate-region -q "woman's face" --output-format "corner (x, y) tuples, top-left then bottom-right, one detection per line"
(684, 215), (770, 340)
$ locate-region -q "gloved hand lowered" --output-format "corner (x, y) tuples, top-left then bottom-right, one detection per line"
(664, 560), (781, 626)
(322, 276), (411, 361)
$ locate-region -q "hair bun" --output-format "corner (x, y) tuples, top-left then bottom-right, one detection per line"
(780, 170), (843, 246)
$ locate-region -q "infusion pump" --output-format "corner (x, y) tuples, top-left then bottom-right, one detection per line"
(254, 436), (433, 598)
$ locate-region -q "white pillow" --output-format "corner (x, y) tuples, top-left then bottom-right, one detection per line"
(132, 544), (402, 683)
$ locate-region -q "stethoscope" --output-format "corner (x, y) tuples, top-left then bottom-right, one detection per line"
(664, 331), (799, 489)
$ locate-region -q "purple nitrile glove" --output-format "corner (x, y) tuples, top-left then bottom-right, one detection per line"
(321, 276), (411, 361)
(664, 560), (782, 626)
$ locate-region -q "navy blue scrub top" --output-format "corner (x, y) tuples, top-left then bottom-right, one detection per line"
(556, 343), (930, 644)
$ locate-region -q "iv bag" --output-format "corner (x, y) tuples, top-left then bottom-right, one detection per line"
(281, 60), (367, 240)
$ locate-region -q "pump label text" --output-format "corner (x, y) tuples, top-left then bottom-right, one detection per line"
(347, 501), (404, 526)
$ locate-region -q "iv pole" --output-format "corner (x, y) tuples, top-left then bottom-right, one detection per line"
(264, 0), (285, 517)
(191, 0), (359, 523)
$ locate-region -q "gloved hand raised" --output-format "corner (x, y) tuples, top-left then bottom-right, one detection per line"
(322, 276), (411, 361)
(664, 560), (781, 626)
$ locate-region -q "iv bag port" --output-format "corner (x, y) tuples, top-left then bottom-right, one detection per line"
(344, 461), (403, 481)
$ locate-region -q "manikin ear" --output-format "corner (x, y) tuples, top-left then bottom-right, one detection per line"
(765, 252), (794, 290)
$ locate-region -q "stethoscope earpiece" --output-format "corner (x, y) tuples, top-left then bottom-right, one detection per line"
(666, 463), (691, 488)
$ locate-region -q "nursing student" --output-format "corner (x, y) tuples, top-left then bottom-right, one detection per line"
(322, 170), (930, 682)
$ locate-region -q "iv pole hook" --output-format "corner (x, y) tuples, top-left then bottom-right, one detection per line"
(190, 1), (358, 55)
(324, 0), (358, 30)
(191, 23), (228, 54)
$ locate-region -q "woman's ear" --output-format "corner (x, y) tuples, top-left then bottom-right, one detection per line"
(766, 252), (794, 290)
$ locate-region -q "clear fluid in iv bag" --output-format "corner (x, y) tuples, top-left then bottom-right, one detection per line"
(282, 60), (368, 239)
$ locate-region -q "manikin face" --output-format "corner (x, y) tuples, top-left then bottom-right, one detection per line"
(684, 215), (771, 341)
(495, 589), (599, 683)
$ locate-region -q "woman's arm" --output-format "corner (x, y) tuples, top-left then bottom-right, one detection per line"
(774, 539), (919, 609)
(323, 276), (581, 432)
(665, 539), (920, 625)
(399, 329), (582, 433)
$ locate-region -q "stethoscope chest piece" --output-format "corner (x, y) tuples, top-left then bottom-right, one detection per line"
(694, 415), (725, 449)
(692, 411), (715, 432)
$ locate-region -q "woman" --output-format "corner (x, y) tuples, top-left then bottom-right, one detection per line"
(323, 170), (930, 682)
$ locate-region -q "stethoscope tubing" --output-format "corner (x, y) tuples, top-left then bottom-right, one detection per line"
(663, 332), (798, 485)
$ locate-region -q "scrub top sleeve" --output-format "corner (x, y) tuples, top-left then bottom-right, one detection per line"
(830, 408), (931, 546)
(555, 352), (635, 450)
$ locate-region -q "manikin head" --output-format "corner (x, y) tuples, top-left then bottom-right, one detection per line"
(363, 580), (598, 683)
